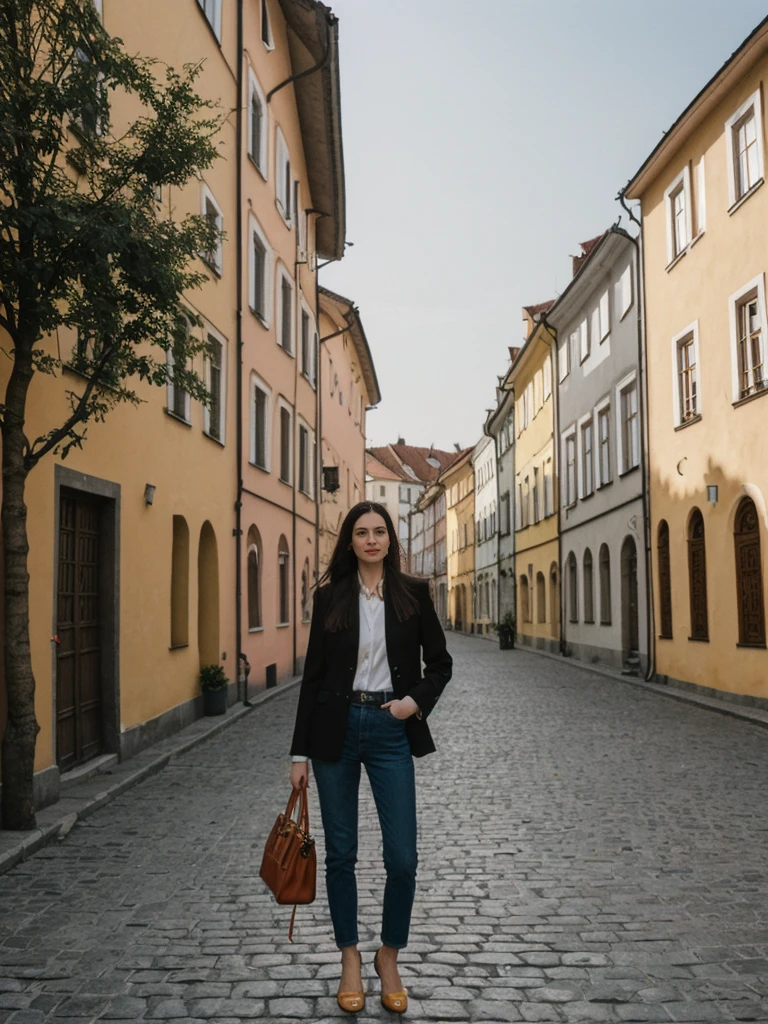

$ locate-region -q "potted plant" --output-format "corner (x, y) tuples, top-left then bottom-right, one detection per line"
(200, 664), (229, 716)
(497, 611), (516, 650)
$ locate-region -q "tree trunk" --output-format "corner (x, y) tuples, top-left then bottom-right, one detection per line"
(1, 351), (39, 831)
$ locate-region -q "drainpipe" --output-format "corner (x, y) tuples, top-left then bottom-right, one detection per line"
(539, 317), (564, 656)
(618, 191), (654, 682)
(235, 0), (245, 703)
(266, 13), (335, 104)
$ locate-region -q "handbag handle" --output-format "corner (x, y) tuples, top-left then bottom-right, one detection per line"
(285, 778), (310, 833)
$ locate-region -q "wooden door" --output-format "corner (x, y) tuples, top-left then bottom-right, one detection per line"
(621, 537), (639, 656)
(57, 493), (104, 771)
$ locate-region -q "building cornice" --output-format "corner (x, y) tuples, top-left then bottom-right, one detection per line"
(318, 285), (381, 405)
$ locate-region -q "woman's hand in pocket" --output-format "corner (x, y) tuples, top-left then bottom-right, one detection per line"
(381, 696), (419, 720)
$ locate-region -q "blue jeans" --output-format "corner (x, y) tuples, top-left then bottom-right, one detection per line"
(312, 698), (417, 949)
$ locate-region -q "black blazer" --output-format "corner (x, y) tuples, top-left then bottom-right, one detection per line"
(290, 578), (452, 761)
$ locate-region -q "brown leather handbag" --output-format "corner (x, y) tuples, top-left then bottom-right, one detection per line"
(259, 779), (316, 941)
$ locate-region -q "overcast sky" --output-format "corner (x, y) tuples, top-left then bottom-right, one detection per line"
(319, 0), (767, 454)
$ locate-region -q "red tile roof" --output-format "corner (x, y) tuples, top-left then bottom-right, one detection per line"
(368, 443), (459, 484)
(366, 451), (410, 482)
(572, 232), (607, 277)
(522, 299), (555, 318)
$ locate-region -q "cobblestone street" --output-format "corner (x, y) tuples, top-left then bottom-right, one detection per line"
(3, 635), (768, 1023)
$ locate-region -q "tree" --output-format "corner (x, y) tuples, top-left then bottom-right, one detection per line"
(0, 0), (222, 829)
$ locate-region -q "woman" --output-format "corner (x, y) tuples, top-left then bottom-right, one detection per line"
(290, 501), (452, 1014)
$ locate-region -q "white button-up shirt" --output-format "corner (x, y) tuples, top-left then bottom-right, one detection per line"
(354, 572), (393, 693)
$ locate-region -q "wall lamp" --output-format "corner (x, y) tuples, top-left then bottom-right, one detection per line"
(144, 483), (156, 506)
(707, 484), (718, 506)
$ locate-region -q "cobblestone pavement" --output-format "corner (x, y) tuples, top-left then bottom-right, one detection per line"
(3, 635), (768, 1023)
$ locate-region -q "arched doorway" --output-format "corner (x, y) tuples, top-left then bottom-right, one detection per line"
(621, 536), (639, 659)
(198, 521), (220, 668)
(549, 562), (559, 638)
(454, 585), (463, 631)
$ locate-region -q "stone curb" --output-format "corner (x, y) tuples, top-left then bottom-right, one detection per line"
(464, 631), (768, 733)
(0, 674), (303, 878)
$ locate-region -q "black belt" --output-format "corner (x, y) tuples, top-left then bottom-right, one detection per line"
(350, 690), (393, 706)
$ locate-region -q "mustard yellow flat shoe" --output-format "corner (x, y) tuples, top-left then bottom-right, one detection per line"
(374, 949), (408, 1014)
(337, 950), (365, 1014)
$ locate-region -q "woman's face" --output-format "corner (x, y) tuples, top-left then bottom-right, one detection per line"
(350, 511), (390, 567)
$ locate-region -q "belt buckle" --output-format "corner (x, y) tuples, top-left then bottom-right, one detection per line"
(361, 692), (373, 703)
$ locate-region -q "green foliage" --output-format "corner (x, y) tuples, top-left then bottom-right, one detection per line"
(0, 0), (224, 465)
(199, 664), (229, 692)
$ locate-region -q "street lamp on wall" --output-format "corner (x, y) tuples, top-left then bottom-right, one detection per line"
(707, 484), (718, 506)
(144, 483), (156, 506)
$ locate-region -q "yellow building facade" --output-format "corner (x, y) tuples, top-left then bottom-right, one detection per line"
(512, 309), (560, 652)
(317, 287), (381, 576)
(0, 0), (346, 807)
(625, 21), (768, 701)
(444, 450), (475, 633)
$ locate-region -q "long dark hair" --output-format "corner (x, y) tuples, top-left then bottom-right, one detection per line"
(318, 501), (419, 631)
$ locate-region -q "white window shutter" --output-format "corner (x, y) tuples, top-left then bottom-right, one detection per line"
(599, 291), (610, 340)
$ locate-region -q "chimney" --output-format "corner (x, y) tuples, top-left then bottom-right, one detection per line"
(509, 346), (521, 364)
(396, 436), (405, 446)
(453, 442), (461, 453)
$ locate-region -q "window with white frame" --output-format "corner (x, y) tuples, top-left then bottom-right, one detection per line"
(729, 275), (767, 401)
(276, 264), (294, 355)
(671, 322), (700, 425)
(261, 0), (274, 48)
(599, 290), (610, 343)
(664, 166), (692, 264)
(249, 214), (272, 325)
(559, 333), (570, 382)
(564, 431), (576, 506)
(166, 317), (191, 423)
(248, 70), (267, 176)
(725, 89), (764, 208)
(533, 467), (540, 523)
(275, 127), (292, 225)
(204, 329), (226, 443)
(617, 377), (640, 473)
(544, 457), (554, 516)
(196, 0), (221, 40)
(597, 402), (611, 486)
(617, 264), (633, 320)
(250, 374), (270, 470)
(543, 357), (552, 399)
(580, 418), (594, 497)
(582, 315), (592, 363)
(278, 401), (293, 483)
(201, 185), (223, 274)
(298, 419), (314, 497)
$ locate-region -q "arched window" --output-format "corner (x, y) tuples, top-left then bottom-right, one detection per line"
(484, 581), (490, 619)
(171, 516), (189, 647)
(278, 535), (290, 626)
(599, 544), (611, 625)
(583, 549), (594, 624)
(734, 497), (765, 647)
(567, 552), (578, 623)
(536, 572), (546, 623)
(519, 575), (530, 623)
(246, 525), (262, 630)
(657, 520), (673, 638)
(197, 521), (219, 668)
(301, 557), (311, 622)
(687, 508), (708, 641)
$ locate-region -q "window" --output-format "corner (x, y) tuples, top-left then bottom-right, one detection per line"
(687, 509), (709, 641)
(617, 265), (633, 320)
(201, 185), (223, 274)
(583, 549), (594, 623)
(166, 324), (191, 423)
(533, 467), (540, 523)
(520, 575), (530, 624)
(171, 516), (189, 647)
(250, 376), (270, 470)
(597, 405), (611, 486)
(536, 572), (546, 623)
(734, 497), (766, 647)
(617, 378), (639, 474)
(567, 553), (578, 623)
(599, 291), (610, 343)
(247, 526), (262, 630)
(543, 358), (552, 399)
(500, 491), (510, 535)
(275, 127), (292, 225)
(278, 536), (290, 625)
(658, 520), (673, 638)
(670, 323), (700, 425)
(665, 167), (691, 263)
(279, 403), (292, 483)
(276, 265), (294, 355)
(249, 215), (272, 325)
(298, 421), (313, 497)
(581, 316), (591, 363)
(737, 291), (765, 399)
(599, 544), (611, 625)
(300, 310), (310, 378)
(726, 89), (764, 208)
(523, 475), (530, 527)
(379, 485), (385, 497)
(248, 71), (267, 176)
(581, 419), (594, 498)
(261, 0), (274, 49)
(204, 331), (225, 443)
(197, 0), (222, 39)
(564, 432), (576, 506)
(558, 332), (570, 382)
(544, 458), (554, 517)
